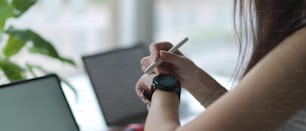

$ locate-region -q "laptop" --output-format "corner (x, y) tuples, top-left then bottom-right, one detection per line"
(82, 44), (148, 127)
(0, 74), (79, 131)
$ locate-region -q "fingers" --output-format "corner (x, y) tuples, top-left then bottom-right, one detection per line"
(149, 42), (184, 61)
(140, 55), (159, 74)
(136, 80), (150, 98)
(156, 63), (171, 74)
(144, 41), (185, 73)
(135, 74), (155, 105)
(140, 56), (150, 71)
(159, 50), (186, 66)
(149, 42), (173, 61)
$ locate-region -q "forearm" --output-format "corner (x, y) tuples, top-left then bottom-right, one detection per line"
(145, 89), (180, 131)
(186, 69), (228, 107)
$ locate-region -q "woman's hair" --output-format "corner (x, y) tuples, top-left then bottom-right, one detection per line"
(234, 0), (306, 79)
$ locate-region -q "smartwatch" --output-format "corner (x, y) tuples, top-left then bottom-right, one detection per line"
(143, 74), (181, 101)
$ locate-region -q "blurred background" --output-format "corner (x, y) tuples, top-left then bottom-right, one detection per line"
(8, 0), (238, 130)
(11, 0), (237, 79)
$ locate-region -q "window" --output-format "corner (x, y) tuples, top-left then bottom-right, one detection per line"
(11, 0), (112, 76)
(155, 0), (238, 82)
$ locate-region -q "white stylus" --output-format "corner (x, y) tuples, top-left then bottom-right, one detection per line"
(144, 37), (189, 74)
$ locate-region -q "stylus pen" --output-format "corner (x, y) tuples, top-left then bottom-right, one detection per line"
(144, 37), (189, 74)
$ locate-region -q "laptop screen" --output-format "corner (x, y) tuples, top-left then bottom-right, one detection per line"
(83, 45), (148, 127)
(0, 75), (79, 131)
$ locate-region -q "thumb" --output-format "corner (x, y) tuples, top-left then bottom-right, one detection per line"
(159, 50), (185, 65)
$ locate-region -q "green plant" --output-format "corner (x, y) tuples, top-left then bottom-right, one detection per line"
(0, 0), (76, 91)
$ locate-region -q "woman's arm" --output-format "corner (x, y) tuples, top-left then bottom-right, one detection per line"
(145, 90), (180, 131)
(185, 68), (228, 107)
(144, 28), (306, 131)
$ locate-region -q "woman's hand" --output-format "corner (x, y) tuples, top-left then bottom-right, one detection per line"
(136, 41), (227, 107)
(136, 41), (201, 107)
(135, 74), (156, 109)
(140, 42), (205, 90)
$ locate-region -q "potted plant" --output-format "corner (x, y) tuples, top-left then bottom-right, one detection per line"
(0, 0), (76, 93)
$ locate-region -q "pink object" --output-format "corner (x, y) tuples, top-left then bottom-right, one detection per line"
(123, 123), (144, 131)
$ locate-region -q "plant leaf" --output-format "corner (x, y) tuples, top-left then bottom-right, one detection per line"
(25, 63), (37, 77)
(58, 57), (76, 65)
(0, 59), (25, 81)
(60, 78), (79, 101)
(0, 0), (14, 30)
(12, 0), (37, 17)
(28, 37), (76, 65)
(2, 35), (26, 58)
(5, 27), (76, 66)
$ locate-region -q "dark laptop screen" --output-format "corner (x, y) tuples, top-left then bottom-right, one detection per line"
(83, 45), (148, 127)
(0, 75), (79, 131)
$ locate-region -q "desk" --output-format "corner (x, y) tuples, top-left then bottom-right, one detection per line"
(62, 74), (229, 131)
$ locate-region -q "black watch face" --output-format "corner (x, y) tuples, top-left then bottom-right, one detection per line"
(152, 74), (181, 98)
(159, 75), (177, 87)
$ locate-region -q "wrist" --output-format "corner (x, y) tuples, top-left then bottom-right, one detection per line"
(184, 67), (211, 91)
(151, 89), (180, 105)
(146, 74), (181, 102)
(184, 67), (227, 107)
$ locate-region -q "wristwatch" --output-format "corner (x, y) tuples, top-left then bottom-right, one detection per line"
(143, 74), (181, 101)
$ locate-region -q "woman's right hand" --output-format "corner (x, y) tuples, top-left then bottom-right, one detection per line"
(140, 42), (207, 93)
(136, 41), (201, 107)
(137, 41), (227, 107)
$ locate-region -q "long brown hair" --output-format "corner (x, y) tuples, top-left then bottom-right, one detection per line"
(234, 0), (306, 79)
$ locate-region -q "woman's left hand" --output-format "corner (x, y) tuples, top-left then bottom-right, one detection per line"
(135, 74), (156, 108)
